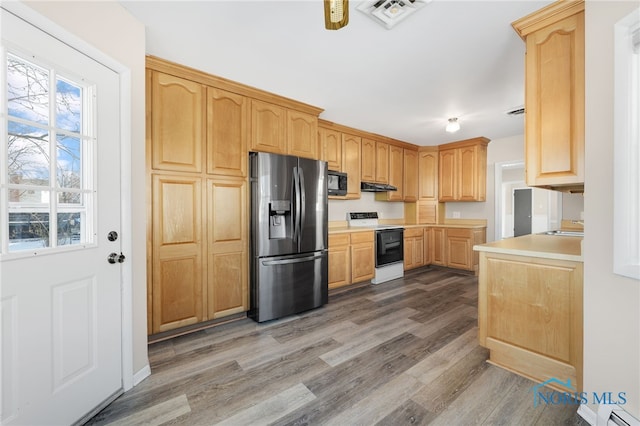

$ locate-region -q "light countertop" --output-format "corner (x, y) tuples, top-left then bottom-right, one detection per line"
(473, 234), (583, 262)
(328, 223), (486, 234)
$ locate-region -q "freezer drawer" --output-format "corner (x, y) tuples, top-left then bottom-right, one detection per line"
(250, 251), (328, 322)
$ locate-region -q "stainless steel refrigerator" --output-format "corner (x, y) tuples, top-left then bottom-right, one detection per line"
(249, 152), (328, 322)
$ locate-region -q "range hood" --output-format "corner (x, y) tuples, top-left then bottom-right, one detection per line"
(361, 181), (398, 192)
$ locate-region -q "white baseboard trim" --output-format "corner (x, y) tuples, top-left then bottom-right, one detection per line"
(133, 364), (151, 387)
(578, 405), (596, 425)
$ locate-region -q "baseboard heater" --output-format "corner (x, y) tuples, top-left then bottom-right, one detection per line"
(580, 404), (640, 426)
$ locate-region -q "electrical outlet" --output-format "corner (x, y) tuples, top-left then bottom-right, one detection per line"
(453, 211), (461, 219)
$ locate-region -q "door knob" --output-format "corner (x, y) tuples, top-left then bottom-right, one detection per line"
(107, 252), (126, 264)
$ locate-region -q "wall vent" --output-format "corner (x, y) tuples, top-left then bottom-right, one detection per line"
(506, 106), (525, 116)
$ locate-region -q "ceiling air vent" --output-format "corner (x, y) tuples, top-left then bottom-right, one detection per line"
(356, 0), (432, 30)
(506, 106), (525, 116)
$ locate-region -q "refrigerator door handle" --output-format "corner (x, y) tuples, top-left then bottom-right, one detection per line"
(299, 167), (306, 237)
(261, 253), (324, 266)
(293, 166), (301, 243)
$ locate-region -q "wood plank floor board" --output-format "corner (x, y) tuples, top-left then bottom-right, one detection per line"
(88, 268), (588, 426)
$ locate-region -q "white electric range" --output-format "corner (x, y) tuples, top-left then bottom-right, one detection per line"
(347, 212), (404, 284)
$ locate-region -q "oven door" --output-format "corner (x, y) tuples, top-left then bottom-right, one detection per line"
(375, 229), (404, 267)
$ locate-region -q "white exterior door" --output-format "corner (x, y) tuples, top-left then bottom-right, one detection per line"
(1, 9), (123, 425)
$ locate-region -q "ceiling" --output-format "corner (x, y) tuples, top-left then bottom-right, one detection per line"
(120, 0), (552, 146)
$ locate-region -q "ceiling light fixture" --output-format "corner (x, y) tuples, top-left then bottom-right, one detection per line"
(324, 0), (349, 30)
(446, 117), (460, 133)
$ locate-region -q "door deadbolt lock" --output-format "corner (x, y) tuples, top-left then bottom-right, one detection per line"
(107, 252), (126, 264)
(107, 231), (118, 242)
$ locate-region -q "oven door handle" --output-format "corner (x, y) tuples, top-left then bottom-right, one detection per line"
(384, 242), (401, 249)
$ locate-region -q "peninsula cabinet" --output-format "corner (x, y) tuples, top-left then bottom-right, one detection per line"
(438, 137), (489, 202)
(512, 0), (584, 191)
(319, 126), (342, 171)
(477, 250), (583, 392)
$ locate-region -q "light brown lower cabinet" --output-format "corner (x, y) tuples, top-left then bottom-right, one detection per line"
(478, 251), (583, 393)
(328, 234), (351, 289)
(149, 173), (248, 335)
(429, 227), (485, 273)
(350, 232), (375, 283)
(404, 227), (425, 270)
(328, 231), (374, 289)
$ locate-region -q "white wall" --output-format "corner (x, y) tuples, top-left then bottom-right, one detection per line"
(584, 0), (640, 418)
(445, 134), (525, 241)
(21, 1), (149, 378)
(328, 192), (405, 222)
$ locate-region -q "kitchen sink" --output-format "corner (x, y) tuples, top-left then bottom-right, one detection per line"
(540, 230), (584, 237)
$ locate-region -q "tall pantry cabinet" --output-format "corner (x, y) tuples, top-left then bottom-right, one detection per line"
(146, 56), (323, 336)
(147, 65), (248, 334)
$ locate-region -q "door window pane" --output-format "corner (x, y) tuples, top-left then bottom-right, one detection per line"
(3, 53), (94, 254)
(8, 121), (50, 185)
(7, 54), (49, 125)
(56, 134), (81, 189)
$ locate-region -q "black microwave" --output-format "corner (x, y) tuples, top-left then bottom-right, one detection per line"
(327, 170), (347, 196)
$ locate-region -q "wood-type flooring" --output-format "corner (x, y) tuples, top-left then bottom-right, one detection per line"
(87, 267), (589, 426)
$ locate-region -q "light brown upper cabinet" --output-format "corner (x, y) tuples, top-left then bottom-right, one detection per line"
(207, 87), (248, 177)
(250, 99), (287, 155)
(342, 133), (362, 199)
(438, 137), (489, 202)
(287, 110), (318, 159)
(403, 149), (418, 202)
(319, 126), (342, 171)
(389, 146), (404, 200)
(418, 148), (438, 201)
(361, 138), (376, 182)
(375, 142), (389, 184)
(512, 0), (584, 191)
(150, 71), (205, 173)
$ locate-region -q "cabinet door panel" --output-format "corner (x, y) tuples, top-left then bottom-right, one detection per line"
(419, 150), (438, 200)
(152, 175), (203, 333)
(151, 72), (204, 173)
(250, 99), (286, 154)
(342, 134), (361, 199)
(525, 13), (584, 187)
(403, 149), (418, 202)
(388, 145), (404, 201)
(438, 149), (457, 201)
(329, 244), (350, 289)
(208, 252), (247, 318)
(207, 177), (248, 318)
(459, 146), (478, 201)
(351, 243), (374, 283)
(320, 127), (342, 171)
(207, 88), (247, 176)
(447, 237), (471, 270)
(431, 228), (446, 266)
(287, 110), (318, 159)
(375, 142), (389, 184)
(361, 138), (376, 182)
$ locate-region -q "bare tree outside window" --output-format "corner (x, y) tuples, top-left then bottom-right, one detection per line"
(4, 54), (87, 252)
